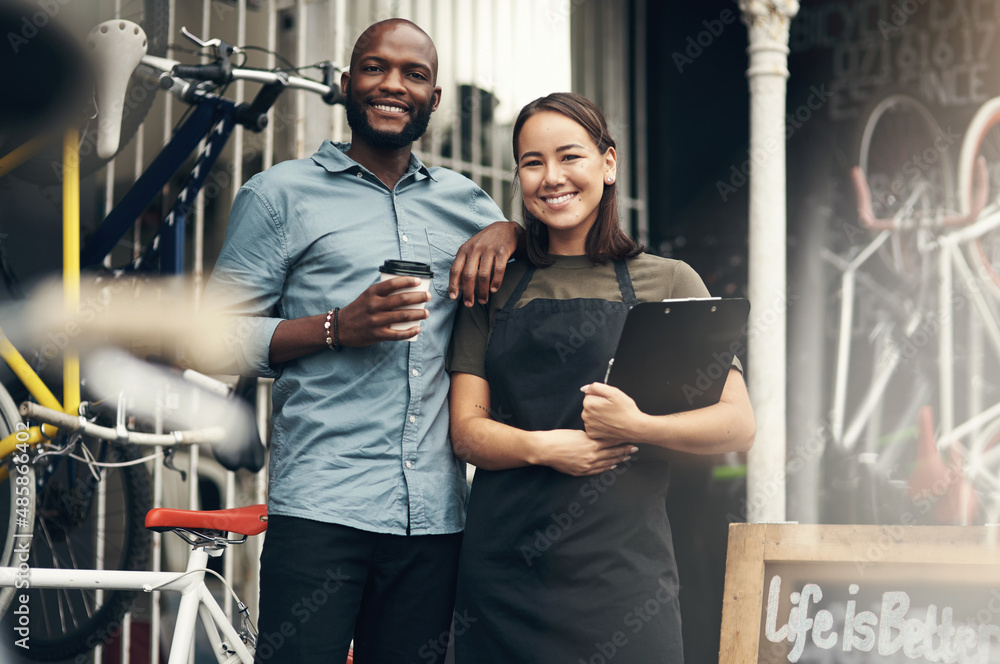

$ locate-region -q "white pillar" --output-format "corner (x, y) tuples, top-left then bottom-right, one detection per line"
(739, 0), (798, 523)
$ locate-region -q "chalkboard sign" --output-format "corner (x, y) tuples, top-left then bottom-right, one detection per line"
(719, 524), (1000, 663)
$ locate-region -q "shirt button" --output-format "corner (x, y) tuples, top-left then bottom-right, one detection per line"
(409, 415), (416, 423)
(411, 369), (419, 377)
(405, 460), (413, 469)
(355, 171), (363, 178)
(402, 235), (409, 243)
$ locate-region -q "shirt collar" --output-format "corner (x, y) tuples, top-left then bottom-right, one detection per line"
(310, 140), (437, 182)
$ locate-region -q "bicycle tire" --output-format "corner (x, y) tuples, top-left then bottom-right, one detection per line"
(0, 383), (33, 620)
(5, 438), (151, 661)
(837, 93), (952, 525)
(8, 0), (169, 185)
(853, 92), (955, 276)
(957, 95), (1000, 299)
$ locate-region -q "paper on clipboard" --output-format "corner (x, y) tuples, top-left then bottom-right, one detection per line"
(603, 297), (750, 416)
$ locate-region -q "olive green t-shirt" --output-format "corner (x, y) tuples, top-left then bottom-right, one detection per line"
(447, 253), (714, 379)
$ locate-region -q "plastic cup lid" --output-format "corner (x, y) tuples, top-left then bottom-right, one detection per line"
(379, 259), (433, 278)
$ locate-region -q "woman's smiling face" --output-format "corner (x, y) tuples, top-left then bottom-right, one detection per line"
(515, 110), (617, 255)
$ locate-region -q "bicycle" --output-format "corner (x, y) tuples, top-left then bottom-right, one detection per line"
(825, 89), (1000, 526)
(1, 349), (260, 660)
(0, 397), (258, 664)
(0, 14), (343, 659)
(1, 401), (355, 663)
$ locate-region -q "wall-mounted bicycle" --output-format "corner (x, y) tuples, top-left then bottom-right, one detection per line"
(825, 89), (1000, 526)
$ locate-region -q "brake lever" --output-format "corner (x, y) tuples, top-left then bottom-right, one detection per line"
(180, 25), (221, 51)
(162, 447), (188, 482)
(180, 26), (242, 60)
(31, 438), (76, 465)
(31, 432), (102, 483)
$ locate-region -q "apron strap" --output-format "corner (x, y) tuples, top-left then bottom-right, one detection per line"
(500, 261), (635, 320)
(613, 259), (637, 306)
(496, 265), (536, 321)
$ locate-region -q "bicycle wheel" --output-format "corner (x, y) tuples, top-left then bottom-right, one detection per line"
(0, 383), (33, 619)
(957, 96), (1000, 299)
(854, 92), (955, 275)
(6, 0), (169, 185)
(4, 438), (151, 661)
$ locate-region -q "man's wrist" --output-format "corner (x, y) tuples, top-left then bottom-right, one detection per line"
(323, 308), (343, 351)
(508, 221), (526, 258)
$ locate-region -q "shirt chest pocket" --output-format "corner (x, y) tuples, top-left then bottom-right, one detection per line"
(425, 229), (468, 297)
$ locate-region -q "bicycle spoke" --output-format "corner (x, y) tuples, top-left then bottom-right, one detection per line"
(36, 516), (58, 566)
(57, 585), (79, 634)
(35, 516), (72, 633)
(61, 518), (97, 621)
(37, 572), (55, 637)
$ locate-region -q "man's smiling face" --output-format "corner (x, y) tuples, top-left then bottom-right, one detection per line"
(342, 21), (441, 151)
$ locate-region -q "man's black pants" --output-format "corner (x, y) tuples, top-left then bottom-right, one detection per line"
(253, 515), (462, 664)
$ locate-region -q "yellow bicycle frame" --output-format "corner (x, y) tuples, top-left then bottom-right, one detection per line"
(0, 129), (82, 477)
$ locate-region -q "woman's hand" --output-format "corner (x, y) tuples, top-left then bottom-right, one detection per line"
(450, 373), (636, 474)
(534, 429), (636, 477)
(580, 370), (756, 455)
(580, 382), (648, 444)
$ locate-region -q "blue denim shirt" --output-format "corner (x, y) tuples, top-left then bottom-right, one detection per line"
(205, 141), (503, 535)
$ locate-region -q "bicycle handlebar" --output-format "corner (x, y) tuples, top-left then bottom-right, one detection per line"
(136, 53), (344, 132)
(850, 158), (989, 231)
(171, 62), (232, 83)
(140, 54), (344, 105)
(19, 402), (226, 446)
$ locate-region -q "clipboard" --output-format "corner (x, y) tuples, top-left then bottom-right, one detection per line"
(603, 298), (750, 416)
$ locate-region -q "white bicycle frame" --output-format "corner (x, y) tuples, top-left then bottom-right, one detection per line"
(935, 208), (1000, 493)
(0, 543), (255, 664)
(5, 372), (257, 664)
(824, 202), (1000, 519)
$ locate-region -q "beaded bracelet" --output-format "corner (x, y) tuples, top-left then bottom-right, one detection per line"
(324, 307), (343, 351)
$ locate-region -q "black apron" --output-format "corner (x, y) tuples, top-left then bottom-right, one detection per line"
(454, 260), (684, 664)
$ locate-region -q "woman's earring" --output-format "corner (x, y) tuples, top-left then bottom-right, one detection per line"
(606, 174), (615, 184)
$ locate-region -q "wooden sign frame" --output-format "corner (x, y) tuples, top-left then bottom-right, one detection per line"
(718, 523), (1000, 663)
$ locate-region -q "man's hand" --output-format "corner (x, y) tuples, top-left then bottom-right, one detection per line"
(337, 276), (431, 346)
(580, 382), (647, 444)
(267, 277), (431, 365)
(448, 221), (523, 306)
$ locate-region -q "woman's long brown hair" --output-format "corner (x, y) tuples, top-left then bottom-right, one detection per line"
(512, 92), (643, 266)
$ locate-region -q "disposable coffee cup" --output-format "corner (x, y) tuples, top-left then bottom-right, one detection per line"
(379, 260), (434, 340)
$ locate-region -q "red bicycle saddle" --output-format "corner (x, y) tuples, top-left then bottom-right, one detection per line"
(145, 504), (268, 536)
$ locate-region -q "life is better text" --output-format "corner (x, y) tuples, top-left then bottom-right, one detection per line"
(764, 575), (1000, 663)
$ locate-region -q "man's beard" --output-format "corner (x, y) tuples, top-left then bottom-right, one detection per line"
(344, 83), (433, 150)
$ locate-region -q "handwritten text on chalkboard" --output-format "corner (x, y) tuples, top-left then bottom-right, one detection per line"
(764, 575), (1000, 663)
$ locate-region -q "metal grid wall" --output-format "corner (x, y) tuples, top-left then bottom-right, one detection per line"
(572, 0), (648, 246)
